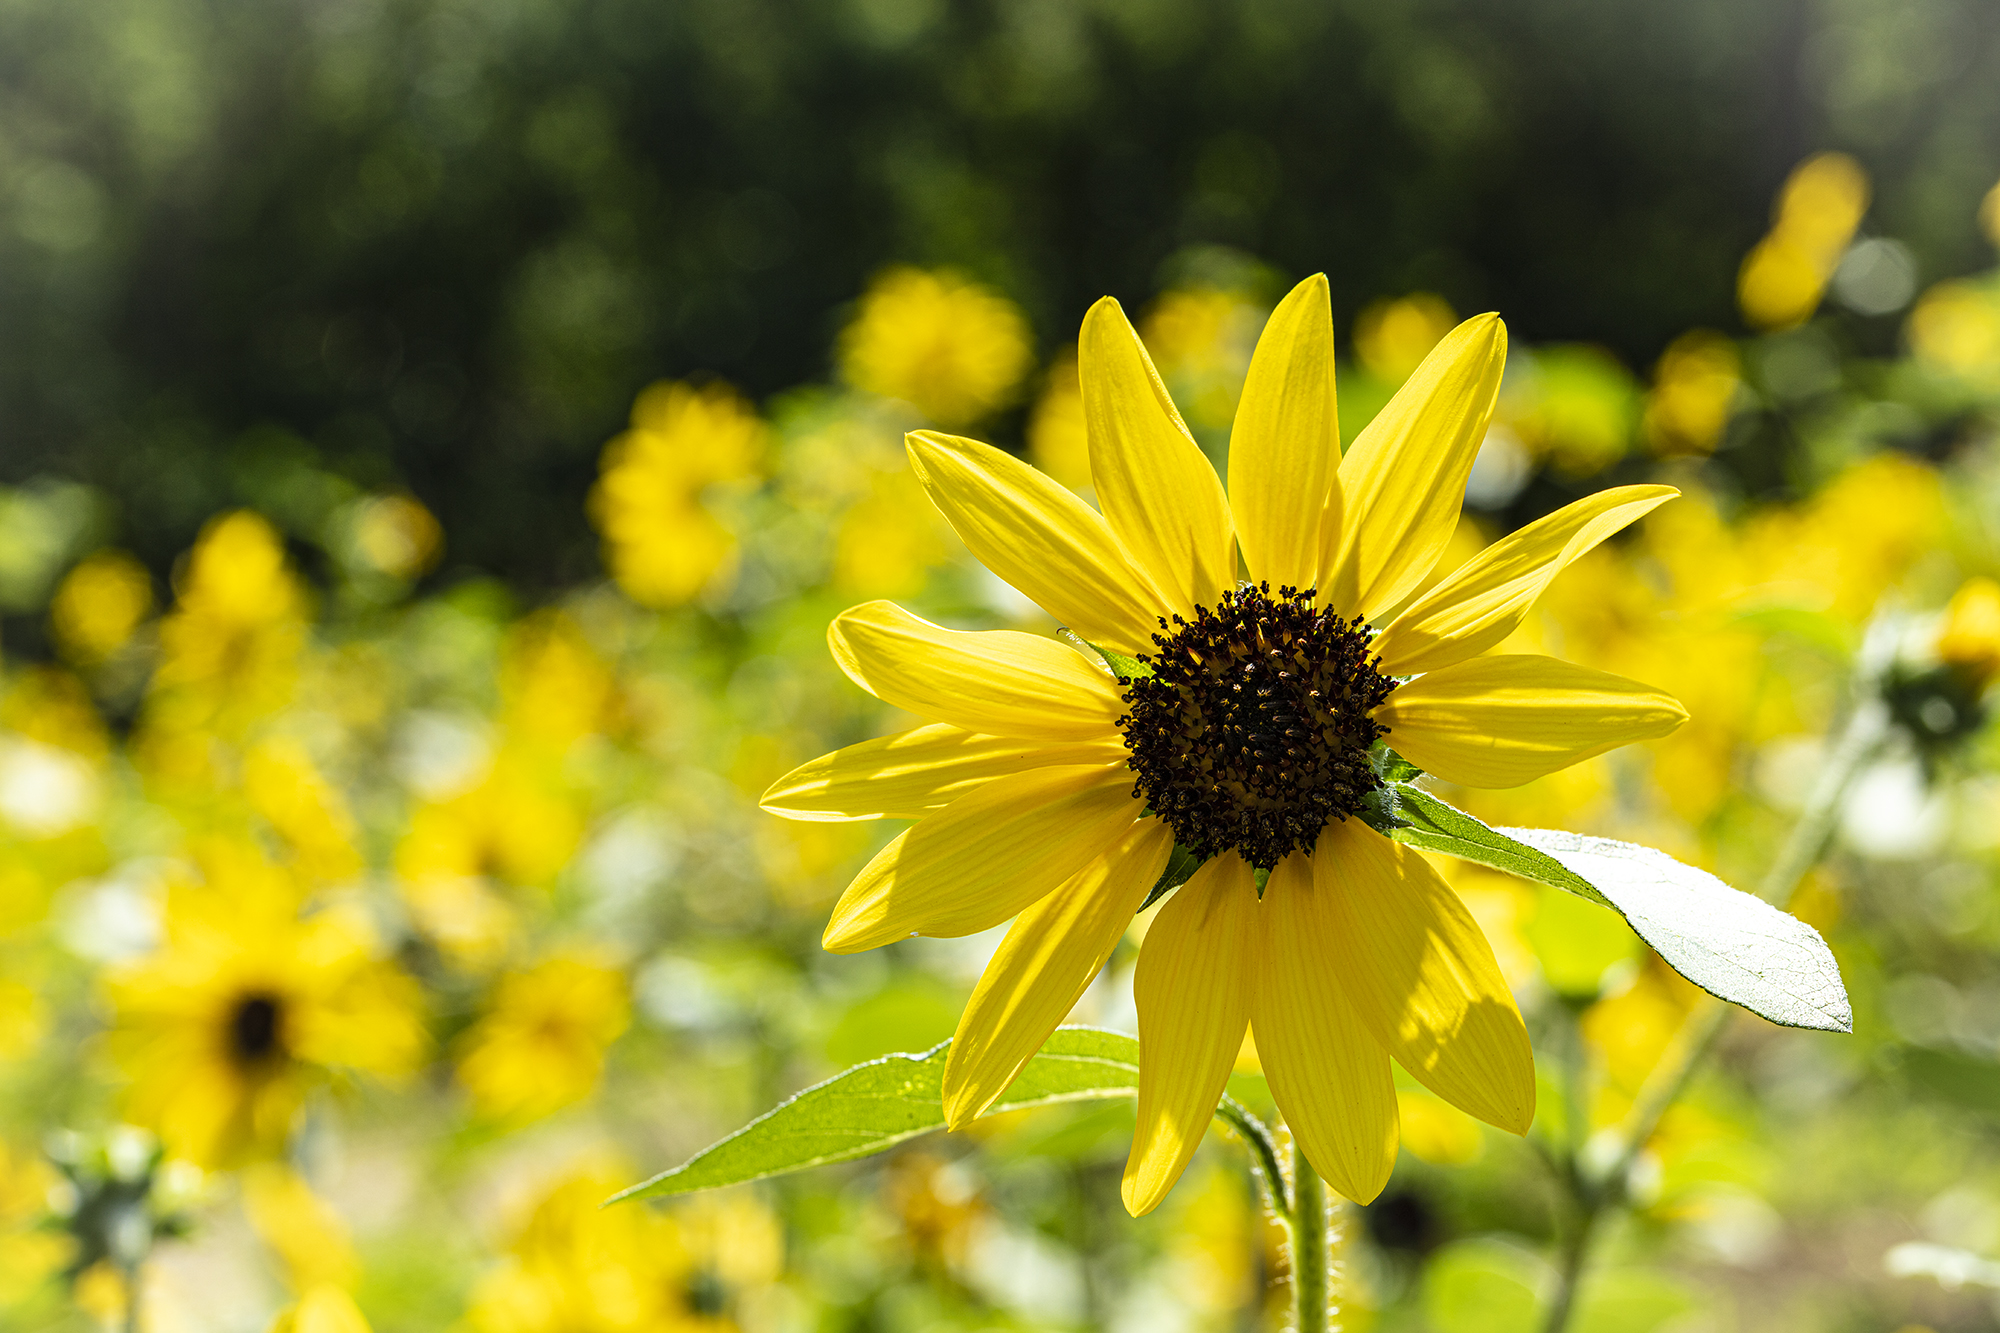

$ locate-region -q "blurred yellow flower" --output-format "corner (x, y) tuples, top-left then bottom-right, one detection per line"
(1937, 576), (2000, 691)
(49, 549), (153, 663)
(499, 612), (618, 755)
(1140, 287), (1264, 431)
(831, 468), (953, 599)
(837, 267), (1032, 428)
(590, 381), (766, 608)
(1502, 344), (1639, 475)
(462, 1164), (778, 1333)
(1642, 331), (1741, 456)
(1907, 278), (2000, 387)
(1738, 152), (1869, 330)
(243, 1162), (359, 1292)
(1025, 349), (1091, 492)
(146, 511), (308, 744)
(456, 953), (631, 1124)
(107, 854), (426, 1167)
(245, 738), (364, 884)
(1353, 292), (1458, 384)
(268, 1285), (373, 1333)
(396, 758), (584, 969)
(348, 493), (443, 581)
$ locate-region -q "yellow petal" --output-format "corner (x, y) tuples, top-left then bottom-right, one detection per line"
(907, 430), (1171, 655)
(763, 724), (1128, 821)
(1375, 653), (1688, 788)
(1122, 852), (1257, 1216)
(1229, 275), (1340, 592)
(1321, 315), (1507, 618)
(1316, 820), (1534, 1133)
(1079, 298), (1236, 616)
(942, 819), (1173, 1127)
(1251, 853), (1399, 1203)
(830, 600), (1125, 741)
(1374, 485), (1680, 675)
(823, 764), (1141, 952)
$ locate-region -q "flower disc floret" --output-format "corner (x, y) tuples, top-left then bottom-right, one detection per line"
(1118, 583), (1396, 869)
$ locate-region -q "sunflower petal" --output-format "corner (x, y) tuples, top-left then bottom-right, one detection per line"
(1123, 852), (1257, 1217)
(1321, 315), (1507, 619)
(763, 724), (1129, 821)
(823, 764), (1140, 952)
(942, 819), (1173, 1128)
(1230, 275), (1341, 592)
(907, 431), (1171, 655)
(1080, 298), (1236, 616)
(830, 600), (1125, 741)
(1316, 820), (1534, 1133)
(1375, 653), (1688, 788)
(1251, 853), (1399, 1203)
(1375, 486), (1680, 675)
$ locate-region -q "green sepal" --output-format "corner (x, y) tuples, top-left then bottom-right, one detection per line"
(1074, 634), (1152, 682)
(1369, 741), (1423, 784)
(1138, 843), (1203, 913)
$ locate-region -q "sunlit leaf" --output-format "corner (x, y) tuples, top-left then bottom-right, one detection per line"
(1389, 785), (1852, 1033)
(612, 1026), (1268, 1204)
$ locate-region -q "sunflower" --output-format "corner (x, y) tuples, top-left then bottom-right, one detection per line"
(107, 852), (426, 1168)
(763, 276), (1685, 1215)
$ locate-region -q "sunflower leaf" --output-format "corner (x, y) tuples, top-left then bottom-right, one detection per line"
(609, 1026), (1262, 1204)
(1139, 843), (1204, 913)
(1387, 785), (1851, 1034)
(1370, 742), (1424, 784)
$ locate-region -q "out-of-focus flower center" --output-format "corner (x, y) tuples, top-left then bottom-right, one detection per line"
(228, 992), (286, 1065)
(1117, 583), (1396, 871)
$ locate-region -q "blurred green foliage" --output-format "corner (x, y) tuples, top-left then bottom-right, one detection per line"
(2, 0), (1998, 598)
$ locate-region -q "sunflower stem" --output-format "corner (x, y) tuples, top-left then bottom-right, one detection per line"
(1290, 1141), (1332, 1333)
(1537, 643), (1889, 1333)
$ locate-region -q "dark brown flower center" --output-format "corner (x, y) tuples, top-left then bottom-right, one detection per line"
(228, 992), (285, 1065)
(1117, 583), (1396, 871)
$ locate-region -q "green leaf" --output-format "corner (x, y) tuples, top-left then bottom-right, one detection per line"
(1139, 843), (1204, 912)
(613, 1026), (1240, 1205)
(1388, 785), (1852, 1034)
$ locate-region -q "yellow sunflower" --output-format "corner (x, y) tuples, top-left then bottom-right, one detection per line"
(107, 853), (426, 1167)
(762, 275), (1686, 1215)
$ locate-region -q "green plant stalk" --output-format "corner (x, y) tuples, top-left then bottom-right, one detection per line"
(1539, 691), (1888, 1333)
(1292, 1141), (1332, 1333)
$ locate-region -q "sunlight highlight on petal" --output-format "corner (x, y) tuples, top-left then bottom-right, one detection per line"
(1316, 820), (1535, 1133)
(1251, 853), (1399, 1203)
(1321, 315), (1507, 618)
(906, 430), (1171, 655)
(1376, 653), (1688, 787)
(829, 600), (1126, 741)
(762, 723), (1128, 821)
(822, 764), (1141, 952)
(942, 819), (1173, 1127)
(1122, 852), (1257, 1216)
(1375, 485), (1679, 675)
(1229, 275), (1340, 592)
(1080, 298), (1236, 617)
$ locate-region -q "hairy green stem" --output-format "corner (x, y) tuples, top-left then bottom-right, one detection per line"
(1539, 681), (1888, 1333)
(1292, 1141), (1331, 1333)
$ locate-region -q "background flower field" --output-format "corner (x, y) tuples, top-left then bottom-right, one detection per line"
(3, 3), (2000, 1330)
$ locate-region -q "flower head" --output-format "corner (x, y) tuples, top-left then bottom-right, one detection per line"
(107, 850), (425, 1167)
(838, 267), (1032, 428)
(765, 276), (1685, 1214)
